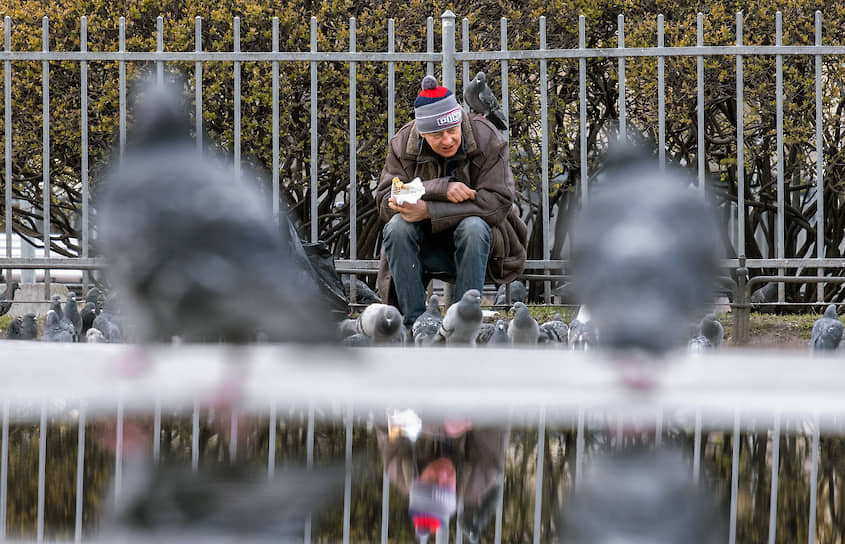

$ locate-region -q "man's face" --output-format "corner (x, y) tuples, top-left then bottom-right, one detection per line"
(419, 457), (457, 489)
(421, 125), (462, 158)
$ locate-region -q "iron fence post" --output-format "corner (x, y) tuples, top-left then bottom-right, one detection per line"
(441, 11), (456, 91)
(733, 255), (750, 345)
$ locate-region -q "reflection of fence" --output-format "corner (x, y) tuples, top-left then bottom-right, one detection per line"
(4, 11), (845, 303)
(0, 344), (842, 542)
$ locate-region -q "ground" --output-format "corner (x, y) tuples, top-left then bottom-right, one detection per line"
(721, 312), (815, 350)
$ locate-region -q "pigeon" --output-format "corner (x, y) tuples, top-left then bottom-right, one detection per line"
(488, 319), (510, 345)
(568, 306), (598, 351)
(97, 79), (333, 344)
(569, 146), (721, 354)
(412, 294), (442, 346)
(493, 280), (527, 306)
(86, 327), (106, 343)
(49, 294), (64, 320)
(64, 292), (83, 341)
(342, 276), (382, 305)
(538, 313), (569, 345)
(687, 334), (713, 353)
(43, 309), (75, 342)
(20, 313), (38, 340)
(810, 304), (843, 351)
(99, 460), (346, 543)
(85, 286), (103, 312)
(699, 313), (724, 348)
(92, 306), (123, 344)
(341, 332), (371, 347)
(507, 301), (539, 345)
(750, 282), (778, 311)
(433, 289), (483, 345)
(4, 317), (22, 340)
(463, 71), (508, 130)
(0, 281), (19, 316)
(475, 322), (496, 345)
(558, 447), (727, 543)
(356, 303), (406, 345)
(81, 302), (97, 336)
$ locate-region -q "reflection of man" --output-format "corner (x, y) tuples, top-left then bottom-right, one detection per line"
(377, 413), (509, 542)
(376, 75), (527, 329)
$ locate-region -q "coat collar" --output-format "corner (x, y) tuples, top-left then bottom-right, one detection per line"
(404, 109), (478, 159)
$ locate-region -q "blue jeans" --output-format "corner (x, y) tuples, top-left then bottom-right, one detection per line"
(383, 214), (493, 327)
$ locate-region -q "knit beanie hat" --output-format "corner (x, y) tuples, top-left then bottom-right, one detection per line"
(414, 75), (463, 134)
(409, 480), (457, 538)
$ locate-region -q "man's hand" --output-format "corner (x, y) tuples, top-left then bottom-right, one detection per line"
(446, 181), (476, 203)
(389, 198), (430, 222)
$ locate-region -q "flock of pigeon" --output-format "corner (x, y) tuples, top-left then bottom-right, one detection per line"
(337, 287), (726, 352)
(3, 287), (123, 343)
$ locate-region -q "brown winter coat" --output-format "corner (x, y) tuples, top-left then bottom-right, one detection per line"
(376, 111), (528, 304)
(376, 423), (509, 508)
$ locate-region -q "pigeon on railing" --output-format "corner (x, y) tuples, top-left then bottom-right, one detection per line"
(433, 289), (483, 345)
(412, 294), (442, 346)
(98, 80), (333, 344)
(507, 302), (539, 345)
(810, 304), (843, 351)
(463, 71), (508, 130)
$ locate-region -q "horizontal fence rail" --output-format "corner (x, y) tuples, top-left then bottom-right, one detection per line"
(0, 345), (839, 542)
(1, 10), (843, 314)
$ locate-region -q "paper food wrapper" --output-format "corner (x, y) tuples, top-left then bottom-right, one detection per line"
(391, 177), (426, 205)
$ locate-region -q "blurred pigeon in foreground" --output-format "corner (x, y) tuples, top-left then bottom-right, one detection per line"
(355, 303), (405, 345)
(20, 313), (38, 340)
(65, 292), (82, 341)
(0, 281), (19, 316)
(99, 460), (346, 543)
(4, 317), (22, 340)
(98, 80), (333, 344)
(539, 313), (569, 346)
(558, 447), (726, 543)
(570, 147), (721, 354)
(412, 294), (442, 346)
(810, 304), (843, 351)
(434, 289), (483, 345)
(43, 309), (75, 342)
(507, 301), (539, 345)
(463, 71), (508, 130)
(493, 280), (527, 306)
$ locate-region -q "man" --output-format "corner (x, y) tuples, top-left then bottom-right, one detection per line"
(376, 75), (527, 328)
(377, 411), (509, 542)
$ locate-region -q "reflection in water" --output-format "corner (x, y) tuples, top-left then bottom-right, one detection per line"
(1, 409), (843, 542)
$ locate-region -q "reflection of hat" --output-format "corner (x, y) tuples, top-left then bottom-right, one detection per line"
(414, 75), (462, 134)
(409, 480), (457, 537)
